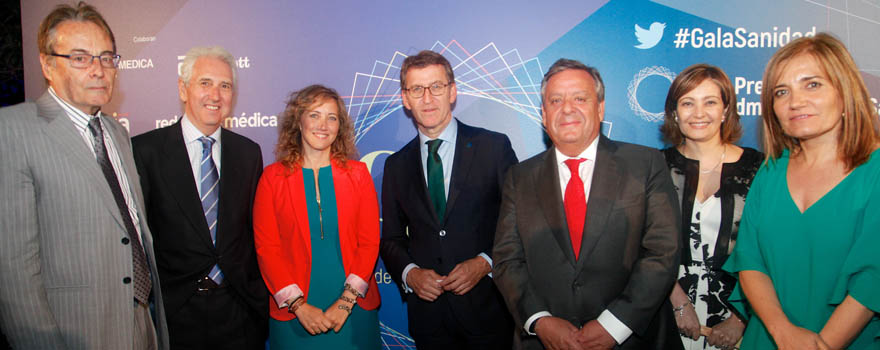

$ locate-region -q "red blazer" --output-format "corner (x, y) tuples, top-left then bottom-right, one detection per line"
(253, 159), (381, 321)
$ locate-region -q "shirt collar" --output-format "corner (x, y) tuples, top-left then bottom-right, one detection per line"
(555, 135), (599, 166)
(48, 87), (102, 130)
(181, 114), (221, 144)
(418, 117), (458, 146)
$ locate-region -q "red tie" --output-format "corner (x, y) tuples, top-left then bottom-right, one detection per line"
(564, 158), (587, 260)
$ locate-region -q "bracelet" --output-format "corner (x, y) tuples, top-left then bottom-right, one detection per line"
(337, 304), (352, 314)
(288, 296), (305, 314)
(339, 295), (357, 304)
(343, 283), (364, 298)
(672, 302), (690, 317)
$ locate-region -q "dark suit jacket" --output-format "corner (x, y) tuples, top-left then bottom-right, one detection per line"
(493, 136), (683, 350)
(379, 120), (517, 336)
(132, 122), (268, 336)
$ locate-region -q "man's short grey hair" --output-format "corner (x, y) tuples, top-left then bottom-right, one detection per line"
(179, 46), (237, 86)
(540, 58), (605, 102)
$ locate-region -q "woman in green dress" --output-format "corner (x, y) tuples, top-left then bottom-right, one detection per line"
(723, 33), (880, 349)
(254, 85), (381, 349)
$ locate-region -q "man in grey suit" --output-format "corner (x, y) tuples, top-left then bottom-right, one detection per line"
(493, 59), (682, 350)
(0, 3), (168, 349)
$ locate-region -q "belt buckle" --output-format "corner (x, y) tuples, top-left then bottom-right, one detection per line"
(197, 276), (213, 292)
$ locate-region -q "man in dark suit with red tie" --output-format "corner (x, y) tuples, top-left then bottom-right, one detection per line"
(493, 58), (683, 350)
(379, 50), (517, 349)
(132, 46), (267, 349)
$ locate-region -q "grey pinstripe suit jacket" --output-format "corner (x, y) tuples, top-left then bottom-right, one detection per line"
(0, 92), (169, 349)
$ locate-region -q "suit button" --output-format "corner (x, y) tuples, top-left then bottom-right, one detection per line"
(121, 237), (130, 245)
(439, 230), (446, 237)
(123, 277), (132, 284)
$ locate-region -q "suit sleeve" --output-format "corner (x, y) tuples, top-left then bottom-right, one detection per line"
(131, 139), (151, 213)
(0, 119), (68, 348)
(485, 135), (518, 263)
(345, 163), (380, 295)
(252, 166), (302, 307)
(606, 150), (681, 335)
(378, 155), (413, 286)
(492, 167), (548, 329)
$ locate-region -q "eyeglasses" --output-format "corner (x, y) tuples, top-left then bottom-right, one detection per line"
(50, 52), (121, 69)
(403, 82), (451, 98)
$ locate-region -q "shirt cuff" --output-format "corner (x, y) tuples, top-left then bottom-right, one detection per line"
(597, 309), (632, 344)
(478, 252), (493, 278)
(345, 274), (368, 297)
(273, 284), (304, 309)
(524, 311), (552, 335)
(401, 263), (418, 293)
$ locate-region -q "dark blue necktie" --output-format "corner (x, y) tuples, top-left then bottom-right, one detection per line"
(198, 136), (224, 284)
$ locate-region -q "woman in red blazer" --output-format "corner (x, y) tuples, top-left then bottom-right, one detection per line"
(253, 85), (381, 349)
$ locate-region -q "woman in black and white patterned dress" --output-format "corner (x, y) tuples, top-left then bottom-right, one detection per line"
(660, 64), (762, 350)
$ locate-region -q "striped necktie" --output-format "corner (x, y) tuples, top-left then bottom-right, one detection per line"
(88, 117), (152, 304)
(198, 136), (224, 284)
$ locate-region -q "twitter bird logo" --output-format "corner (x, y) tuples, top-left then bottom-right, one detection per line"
(634, 22), (665, 49)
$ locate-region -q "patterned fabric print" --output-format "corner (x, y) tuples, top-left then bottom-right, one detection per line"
(680, 198), (728, 350)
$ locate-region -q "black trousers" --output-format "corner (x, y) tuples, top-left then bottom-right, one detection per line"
(167, 286), (267, 350)
(409, 296), (513, 350)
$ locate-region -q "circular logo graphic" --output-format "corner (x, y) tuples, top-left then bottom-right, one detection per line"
(627, 66), (676, 122)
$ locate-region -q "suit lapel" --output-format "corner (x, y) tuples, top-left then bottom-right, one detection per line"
(402, 137), (437, 224)
(216, 129), (245, 250)
(577, 136), (620, 268)
(36, 93), (126, 233)
(445, 122), (474, 223)
(536, 149), (577, 266)
(159, 123), (215, 249)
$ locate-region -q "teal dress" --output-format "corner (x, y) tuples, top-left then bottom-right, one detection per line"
(269, 166), (380, 349)
(723, 149), (880, 349)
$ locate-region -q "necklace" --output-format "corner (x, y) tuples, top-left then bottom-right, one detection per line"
(700, 145), (726, 174)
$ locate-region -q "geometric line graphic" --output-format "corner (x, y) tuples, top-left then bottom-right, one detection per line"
(627, 65), (676, 122)
(347, 40), (547, 143)
(379, 322), (416, 350)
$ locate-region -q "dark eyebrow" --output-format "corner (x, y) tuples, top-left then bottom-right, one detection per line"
(67, 48), (115, 55)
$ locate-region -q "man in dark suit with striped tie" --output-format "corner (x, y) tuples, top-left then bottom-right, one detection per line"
(132, 46), (268, 349)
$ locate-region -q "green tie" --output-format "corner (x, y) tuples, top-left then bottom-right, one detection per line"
(427, 139), (446, 221)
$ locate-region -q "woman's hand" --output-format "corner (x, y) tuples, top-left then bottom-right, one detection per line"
(770, 323), (830, 350)
(294, 303), (334, 335)
(670, 283), (700, 340)
(324, 298), (354, 333)
(674, 302), (701, 340)
(706, 315), (745, 349)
